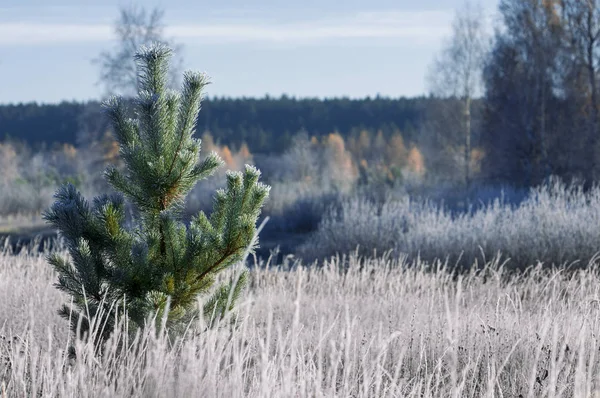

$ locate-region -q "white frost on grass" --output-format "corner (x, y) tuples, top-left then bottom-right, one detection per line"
(1, 247), (600, 397)
(300, 178), (600, 269)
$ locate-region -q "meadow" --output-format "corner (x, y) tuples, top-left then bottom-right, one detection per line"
(2, 243), (600, 397)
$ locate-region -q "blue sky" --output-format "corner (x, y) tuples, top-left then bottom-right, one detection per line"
(0, 0), (500, 104)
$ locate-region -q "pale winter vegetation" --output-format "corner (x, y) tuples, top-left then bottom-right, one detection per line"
(0, 125), (425, 242)
(3, 247), (600, 397)
(8, 132), (600, 274)
(300, 178), (600, 269)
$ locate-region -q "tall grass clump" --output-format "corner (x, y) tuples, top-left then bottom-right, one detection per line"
(299, 177), (600, 270)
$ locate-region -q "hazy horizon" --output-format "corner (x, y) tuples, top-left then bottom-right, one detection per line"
(0, 0), (500, 105)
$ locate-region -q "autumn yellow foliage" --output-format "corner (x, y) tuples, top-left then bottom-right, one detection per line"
(406, 146), (426, 176)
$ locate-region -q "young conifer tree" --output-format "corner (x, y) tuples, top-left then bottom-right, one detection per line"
(43, 43), (270, 347)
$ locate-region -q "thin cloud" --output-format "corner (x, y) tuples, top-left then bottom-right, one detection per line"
(170, 11), (453, 44)
(0, 10), (453, 46)
(0, 23), (111, 45)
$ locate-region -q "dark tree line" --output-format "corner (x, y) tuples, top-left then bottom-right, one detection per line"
(0, 102), (86, 148)
(0, 96), (431, 154)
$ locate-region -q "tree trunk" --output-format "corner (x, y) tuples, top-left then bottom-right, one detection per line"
(540, 79), (550, 181)
(587, 39), (599, 178)
(464, 95), (472, 192)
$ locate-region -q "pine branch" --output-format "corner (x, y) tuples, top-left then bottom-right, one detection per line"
(166, 72), (210, 180)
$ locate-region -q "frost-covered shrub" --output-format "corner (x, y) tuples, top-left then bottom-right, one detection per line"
(298, 178), (600, 270)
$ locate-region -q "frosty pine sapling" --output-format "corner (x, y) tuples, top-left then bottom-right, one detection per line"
(43, 43), (270, 347)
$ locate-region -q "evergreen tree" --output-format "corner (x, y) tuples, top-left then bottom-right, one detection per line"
(43, 43), (270, 349)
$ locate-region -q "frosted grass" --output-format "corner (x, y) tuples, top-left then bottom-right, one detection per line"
(300, 178), (600, 270)
(2, 246), (600, 397)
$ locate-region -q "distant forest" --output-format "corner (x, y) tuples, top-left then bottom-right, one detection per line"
(6, 0), (600, 191)
(0, 96), (435, 154)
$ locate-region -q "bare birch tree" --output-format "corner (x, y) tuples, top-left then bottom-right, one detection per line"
(94, 4), (183, 97)
(427, 1), (489, 190)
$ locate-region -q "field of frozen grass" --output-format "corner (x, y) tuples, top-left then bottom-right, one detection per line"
(2, 244), (600, 397)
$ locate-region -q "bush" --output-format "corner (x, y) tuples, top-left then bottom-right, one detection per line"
(298, 177), (600, 270)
